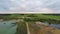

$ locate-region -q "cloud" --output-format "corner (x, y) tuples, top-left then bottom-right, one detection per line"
(40, 8), (54, 13)
(0, 0), (60, 13)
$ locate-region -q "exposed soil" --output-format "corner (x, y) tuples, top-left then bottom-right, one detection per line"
(29, 22), (60, 34)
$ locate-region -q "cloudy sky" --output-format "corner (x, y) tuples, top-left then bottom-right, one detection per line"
(0, 0), (60, 13)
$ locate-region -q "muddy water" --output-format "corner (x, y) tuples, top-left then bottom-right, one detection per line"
(0, 20), (17, 34)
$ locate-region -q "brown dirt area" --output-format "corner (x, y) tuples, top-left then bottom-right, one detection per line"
(29, 22), (60, 34)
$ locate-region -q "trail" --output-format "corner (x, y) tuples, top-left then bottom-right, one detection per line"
(26, 22), (30, 34)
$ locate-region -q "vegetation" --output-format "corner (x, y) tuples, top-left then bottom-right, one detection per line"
(0, 14), (60, 24)
(0, 14), (60, 34)
(24, 14), (60, 24)
(16, 21), (27, 34)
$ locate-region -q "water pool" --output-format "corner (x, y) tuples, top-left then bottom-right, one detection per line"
(0, 20), (17, 34)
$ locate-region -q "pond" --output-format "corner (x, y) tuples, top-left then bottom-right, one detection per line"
(49, 24), (60, 29)
(44, 22), (60, 29)
(0, 20), (18, 34)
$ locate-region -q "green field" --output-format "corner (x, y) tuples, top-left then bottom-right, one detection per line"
(0, 14), (60, 24)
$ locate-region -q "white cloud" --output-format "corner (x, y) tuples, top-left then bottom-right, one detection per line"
(10, 0), (15, 1)
(40, 8), (54, 13)
(0, 0), (60, 13)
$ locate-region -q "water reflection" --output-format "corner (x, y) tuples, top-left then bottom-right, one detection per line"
(44, 22), (60, 29)
(0, 20), (17, 34)
(50, 24), (60, 29)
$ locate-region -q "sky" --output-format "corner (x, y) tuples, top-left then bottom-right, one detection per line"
(0, 0), (60, 13)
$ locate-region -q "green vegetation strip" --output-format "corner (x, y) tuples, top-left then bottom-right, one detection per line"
(16, 21), (27, 34)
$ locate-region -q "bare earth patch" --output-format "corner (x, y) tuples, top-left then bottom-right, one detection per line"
(29, 22), (60, 34)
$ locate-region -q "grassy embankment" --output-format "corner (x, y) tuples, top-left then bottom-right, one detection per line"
(16, 21), (27, 34)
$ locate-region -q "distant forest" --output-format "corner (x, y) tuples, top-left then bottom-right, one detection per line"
(0, 14), (60, 15)
(43, 14), (60, 16)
